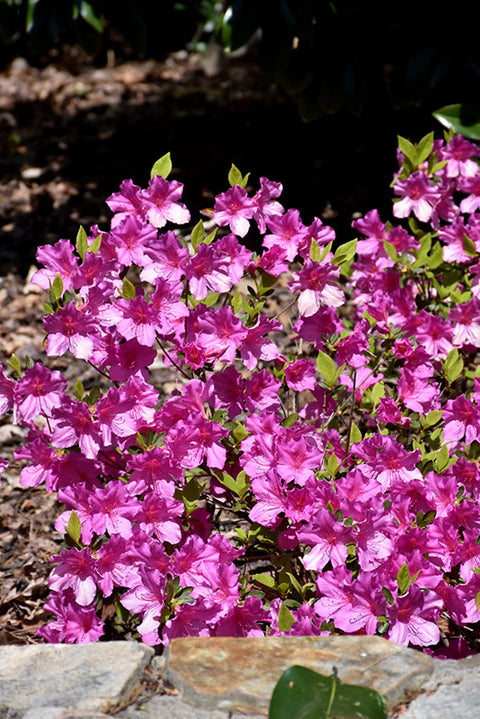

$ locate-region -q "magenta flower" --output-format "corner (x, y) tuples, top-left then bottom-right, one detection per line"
(49, 548), (98, 607)
(110, 214), (157, 268)
(289, 257), (344, 315)
(31, 239), (78, 294)
(386, 587), (442, 647)
(262, 209), (308, 261)
(212, 185), (256, 237)
(43, 302), (97, 359)
(106, 178), (145, 226)
(140, 230), (189, 283)
(439, 135), (480, 178)
(141, 175), (190, 228)
(393, 171), (440, 222)
(184, 243), (233, 300)
(14, 363), (67, 424)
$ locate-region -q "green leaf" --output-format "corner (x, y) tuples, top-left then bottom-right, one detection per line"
(150, 152), (172, 179)
(333, 238), (357, 266)
(462, 233), (478, 257)
(310, 238), (321, 262)
(76, 225), (88, 260)
(122, 277), (136, 300)
(74, 378), (84, 401)
(79, 0), (104, 33)
(397, 135), (418, 166)
(190, 220), (205, 251)
(382, 240), (399, 262)
(88, 233), (102, 254)
(420, 410), (443, 429)
(397, 562), (411, 596)
(436, 444), (451, 473)
(52, 273), (63, 300)
(316, 350), (336, 387)
(204, 227), (217, 245)
(416, 132), (435, 165)
(277, 602), (295, 632)
(268, 665), (387, 719)
(433, 104), (480, 141)
(228, 163), (243, 187)
(8, 353), (21, 376)
(349, 422), (362, 444)
(253, 573), (276, 588)
(444, 347), (463, 383)
(282, 412), (298, 428)
(67, 510), (82, 546)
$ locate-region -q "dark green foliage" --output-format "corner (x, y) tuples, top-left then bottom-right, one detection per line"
(269, 665), (387, 719)
(227, 0), (480, 121)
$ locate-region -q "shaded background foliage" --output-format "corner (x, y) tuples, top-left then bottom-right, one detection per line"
(0, 0), (479, 271)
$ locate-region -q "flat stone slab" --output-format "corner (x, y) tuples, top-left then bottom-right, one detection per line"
(0, 642), (153, 714)
(165, 635), (434, 715)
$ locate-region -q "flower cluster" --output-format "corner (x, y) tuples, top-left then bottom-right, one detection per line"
(2, 134), (480, 655)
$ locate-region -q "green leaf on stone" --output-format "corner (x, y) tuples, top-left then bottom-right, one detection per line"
(268, 665), (387, 719)
(150, 152), (172, 179)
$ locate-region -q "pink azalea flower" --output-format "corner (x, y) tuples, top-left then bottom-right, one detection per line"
(212, 185), (256, 237)
(289, 257), (344, 316)
(443, 395), (480, 445)
(439, 135), (480, 178)
(31, 239), (78, 294)
(262, 209), (308, 261)
(194, 306), (247, 362)
(459, 174), (480, 213)
(140, 230), (189, 283)
(43, 302), (97, 359)
(37, 590), (104, 644)
(106, 178), (145, 226)
(252, 177), (284, 233)
(386, 587), (442, 647)
(184, 242), (233, 300)
(14, 363), (67, 424)
(393, 171), (440, 222)
(110, 214), (157, 268)
(239, 314), (282, 370)
(49, 548), (98, 607)
(299, 507), (353, 572)
(141, 175), (190, 228)
(284, 358), (316, 391)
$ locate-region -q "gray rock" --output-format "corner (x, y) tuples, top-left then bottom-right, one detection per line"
(164, 635), (434, 715)
(0, 643), (153, 714)
(117, 694), (264, 719)
(401, 653), (480, 718)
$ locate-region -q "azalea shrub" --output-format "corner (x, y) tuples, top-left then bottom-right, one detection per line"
(2, 131), (480, 656)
